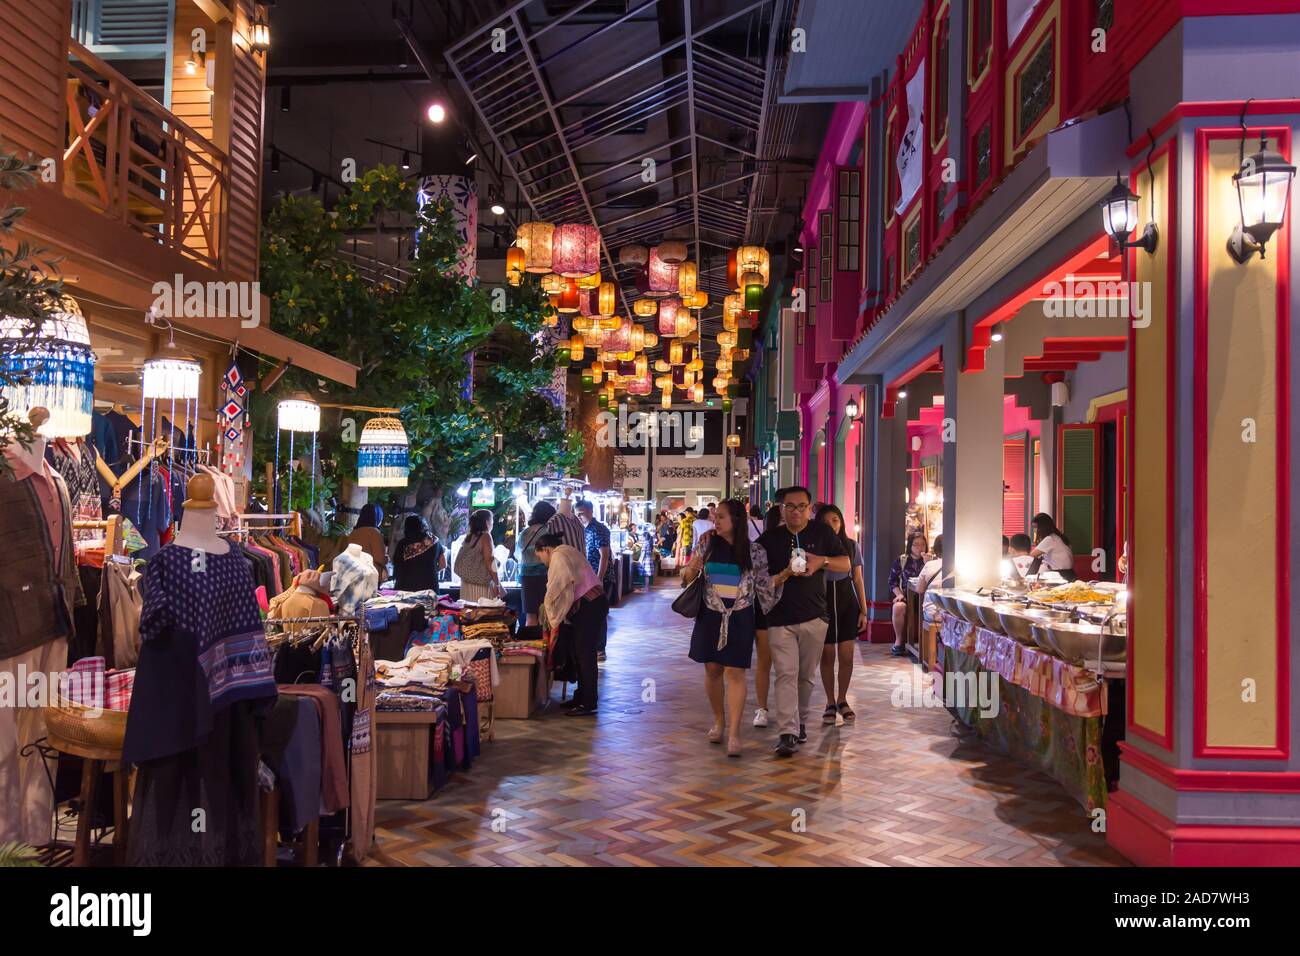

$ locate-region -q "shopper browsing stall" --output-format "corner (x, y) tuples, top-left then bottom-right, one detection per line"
(519, 501), (556, 627)
(758, 486), (850, 758)
(393, 514), (446, 593)
(454, 509), (504, 602)
(888, 534), (928, 658)
(535, 532), (607, 717)
(574, 499), (614, 662)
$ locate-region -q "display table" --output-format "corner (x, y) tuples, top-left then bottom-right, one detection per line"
(495, 655), (549, 718)
(375, 711), (439, 801)
(933, 610), (1120, 811)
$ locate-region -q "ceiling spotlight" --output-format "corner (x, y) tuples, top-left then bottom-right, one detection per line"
(280, 86), (291, 113)
(271, 148), (280, 174)
(990, 323), (1004, 343)
(465, 152), (478, 165)
(794, 244), (803, 253)
(427, 102), (447, 123)
(490, 202), (505, 216)
(401, 150), (411, 170)
(897, 388), (908, 399)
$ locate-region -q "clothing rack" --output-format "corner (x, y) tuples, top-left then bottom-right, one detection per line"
(226, 512), (303, 538)
(72, 516), (123, 555)
(125, 433), (212, 466)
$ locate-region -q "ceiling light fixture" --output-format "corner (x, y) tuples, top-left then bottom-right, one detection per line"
(427, 102), (446, 123)
(401, 150), (411, 170)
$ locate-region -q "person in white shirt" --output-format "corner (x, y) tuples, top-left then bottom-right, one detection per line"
(1029, 512), (1077, 582)
(691, 506), (715, 540)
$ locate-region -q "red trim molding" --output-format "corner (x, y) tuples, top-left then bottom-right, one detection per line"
(966, 235), (1108, 372)
(1129, 99), (1300, 158)
(1107, 789), (1300, 867)
(1120, 743), (1300, 793)
(881, 347), (942, 418)
(1192, 126), (1291, 761)
(1127, 136), (1177, 752)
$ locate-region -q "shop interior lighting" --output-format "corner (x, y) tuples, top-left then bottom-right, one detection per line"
(427, 102), (447, 123)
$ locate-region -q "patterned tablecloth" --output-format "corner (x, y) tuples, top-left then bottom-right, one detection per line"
(935, 611), (1110, 811)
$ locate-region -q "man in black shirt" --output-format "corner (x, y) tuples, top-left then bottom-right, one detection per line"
(758, 486), (850, 756)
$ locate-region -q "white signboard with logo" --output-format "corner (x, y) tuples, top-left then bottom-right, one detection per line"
(894, 61), (925, 215)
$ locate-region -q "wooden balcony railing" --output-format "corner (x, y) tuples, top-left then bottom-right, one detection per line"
(63, 38), (229, 272)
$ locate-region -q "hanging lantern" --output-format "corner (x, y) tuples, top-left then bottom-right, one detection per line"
(598, 281), (616, 316)
(581, 370), (594, 392)
(644, 331), (659, 349)
(657, 240), (688, 264)
(669, 339), (684, 365)
(571, 315), (595, 333)
(599, 314), (622, 331)
(715, 375), (730, 392)
(627, 372), (653, 396)
(654, 358), (671, 373)
(357, 416), (410, 488)
(723, 293), (744, 330)
(722, 397), (733, 413)
(516, 221), (555, 273)
(734, 245), (770, 289)
(718, 329), (738, 349)
(619, 244), (649, 267)
(505, 246), (526, 286)
(726, 433), (741, 449)
(742, 270), (764, 310)
(657, 296), (682, 336)
(0, 294), (96, 438)
(661, 388), (672, 409)
(685, 290), (708, 310)
(633, 298), (657, 317)
(602, 319), (631, 353)
(647, 246), (680, 296)
(569, 334), (585, 362)
(655, 374), (672, 390)
(630, 324), (645, 351)
(634, 355), (648, 379)
(576, 269), (602, 290)
(691, 381), (704, 403)
(726, 248), (738, 289)
(677, 260), (698, 296)
(687, 353), (704, 373)
(277, 393), (321, 432)
(552, 223), (600, 278)
(557, 278), (580, 313)
(540, 272), (564, 294)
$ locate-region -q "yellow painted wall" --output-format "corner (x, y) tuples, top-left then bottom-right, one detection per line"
(1203, 137), (1279, 749)
(1131, 152), (1170, 741)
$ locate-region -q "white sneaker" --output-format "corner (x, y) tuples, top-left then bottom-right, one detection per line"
(753, 708), (769, 728)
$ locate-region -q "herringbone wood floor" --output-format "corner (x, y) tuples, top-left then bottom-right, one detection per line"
(369, 585), (1125, 866)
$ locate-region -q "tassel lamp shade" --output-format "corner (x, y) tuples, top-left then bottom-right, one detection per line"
(0, 295), (95, 438)
(552, 223), (600, 278)
(357, 416), (409, 487)
(516, 222), (555, 273)
(277, 394), (321, 432)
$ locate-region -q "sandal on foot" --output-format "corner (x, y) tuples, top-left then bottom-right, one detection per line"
(822, 704), (838, 725)
(837, 701), (856, 721)
(727, 739), (743, 758)
(707, 725), (723, 743)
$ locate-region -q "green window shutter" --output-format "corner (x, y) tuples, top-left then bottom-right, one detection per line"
(1061, 495), (1095, 553)
(1061, 428), (1096, 490)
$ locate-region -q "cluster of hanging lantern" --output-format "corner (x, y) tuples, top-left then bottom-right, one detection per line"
(509, 218), (768, 412)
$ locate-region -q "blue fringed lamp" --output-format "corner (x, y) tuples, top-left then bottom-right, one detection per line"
(357, 416), (409, 488)
(0, 295), (95, 437)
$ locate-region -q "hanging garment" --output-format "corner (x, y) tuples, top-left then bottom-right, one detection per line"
(45, 440), (105, 543)
(0, 637), (68, 847)
(347, 634), (377, 863)
(98, 558), (144, 669)
(102, 460), (171, 559)
(277, 685), (350, 814)
(266, 572), (333, 633)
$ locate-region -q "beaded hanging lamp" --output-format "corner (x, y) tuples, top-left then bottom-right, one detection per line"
(357, 416), (409, 487)
(0, 294), (96, 438)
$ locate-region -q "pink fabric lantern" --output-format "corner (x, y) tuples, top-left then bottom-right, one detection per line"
(657, 296), (682, 336)
(627, 372), (653, 396)
(552, 223), (600, 278)
(647, 245), (680, 296)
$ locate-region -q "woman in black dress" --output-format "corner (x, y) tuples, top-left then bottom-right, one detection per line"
(681, 499), (777, 757)
(816, 504), (867, 723)
(392, 514), (445, 592)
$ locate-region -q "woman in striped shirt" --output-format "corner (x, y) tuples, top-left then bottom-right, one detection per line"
(681, 499), (778, 757)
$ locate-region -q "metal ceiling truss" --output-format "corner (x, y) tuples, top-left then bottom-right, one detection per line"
(445, 0), (788, 363)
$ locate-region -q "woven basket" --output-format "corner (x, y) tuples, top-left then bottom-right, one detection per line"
(44, 696), (128, 756)
(464, 657), (493, 703)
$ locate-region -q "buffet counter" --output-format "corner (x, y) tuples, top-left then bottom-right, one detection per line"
(927, 585), (1128, 812)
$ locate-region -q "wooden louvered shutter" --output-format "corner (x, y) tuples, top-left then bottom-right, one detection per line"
(1002, 436), (1026, 537)
(1057, 423), (1102, 579)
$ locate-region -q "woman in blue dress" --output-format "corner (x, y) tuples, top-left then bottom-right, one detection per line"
(681, 499), (778, 757)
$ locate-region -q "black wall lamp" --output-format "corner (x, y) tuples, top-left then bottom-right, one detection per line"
(1227, 131), (1295, 264)
(1101, 173), (1158, 255)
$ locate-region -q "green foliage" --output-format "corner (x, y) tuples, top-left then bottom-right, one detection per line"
(0, 148), (65, 474)
(257, 164), (579, 509)
(0, 841), (41, 867)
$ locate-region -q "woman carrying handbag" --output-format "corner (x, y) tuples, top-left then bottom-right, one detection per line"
(678, 500), (779, 757)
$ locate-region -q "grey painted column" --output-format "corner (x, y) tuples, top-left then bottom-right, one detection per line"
(942, 312), (1007, 585)
(860, 381), (907, 620)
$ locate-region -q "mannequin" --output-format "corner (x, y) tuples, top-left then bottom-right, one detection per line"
(12, 407), (50, 472)
(332, 542), (379, 616)
(171, 472), (227, 554)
